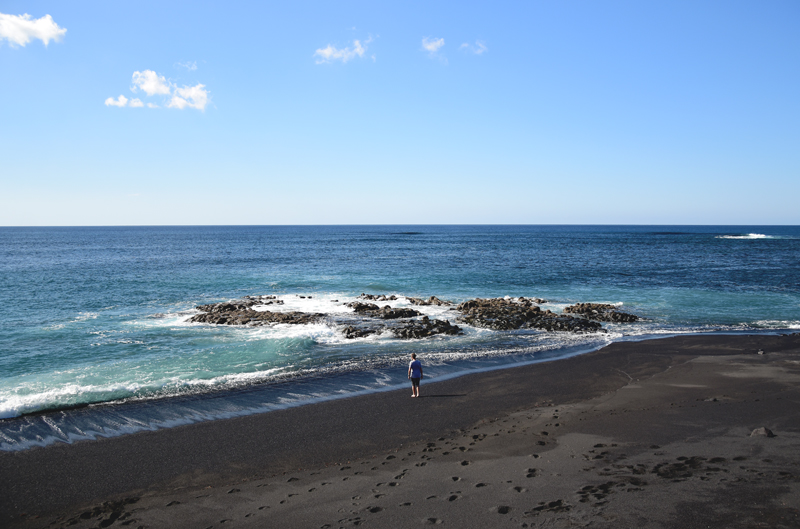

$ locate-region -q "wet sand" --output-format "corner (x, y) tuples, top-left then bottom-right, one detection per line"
(2, 333), (799, 528)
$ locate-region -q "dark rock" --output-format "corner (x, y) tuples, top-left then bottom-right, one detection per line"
(456, 298), (603, 333)
(346, 302), (421, 319)
(346, 302), (381, 313)
(342, 318), (462, 340)
(342, 326), (379, 339)
(406, 296), (453, 306)
(563, 303), (638, 323)
(359, 293), (398, 301)
(393, 318), (462, 339)
(190, 298), (321, 326)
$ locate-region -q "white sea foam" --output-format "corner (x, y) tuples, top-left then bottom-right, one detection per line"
(750, 320), (800, 330)
(716, 233), (774, 240)
(0, 381), (148, 419)
(0, 365), (302, 420)
(182, 367), (287, 387)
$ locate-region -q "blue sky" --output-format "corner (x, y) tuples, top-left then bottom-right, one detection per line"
(1, 1), (798, 225)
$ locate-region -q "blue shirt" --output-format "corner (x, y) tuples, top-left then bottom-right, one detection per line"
(409, 359), (422, 378)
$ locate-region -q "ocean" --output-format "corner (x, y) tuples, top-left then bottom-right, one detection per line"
(1, 225), (798, 451)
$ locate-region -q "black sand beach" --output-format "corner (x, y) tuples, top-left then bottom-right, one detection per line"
(2, 333), (799, 528)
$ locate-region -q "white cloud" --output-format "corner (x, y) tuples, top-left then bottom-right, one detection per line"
(0, 12), (66, 47)
(460, 40), (487, 55)
(176, 61), (197, 71)
(314, 39), (367, 64)
(168, 83), (210, 111)
(131, 70), (171, 96)
(107, 70), (209, 111)
(104, 95), (129, 107)
(422, 37), (445, 54)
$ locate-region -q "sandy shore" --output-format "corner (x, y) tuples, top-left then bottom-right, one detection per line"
(2, 333), (800, 528)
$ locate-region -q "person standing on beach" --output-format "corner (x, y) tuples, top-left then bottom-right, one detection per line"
(408, 353), (423, 398)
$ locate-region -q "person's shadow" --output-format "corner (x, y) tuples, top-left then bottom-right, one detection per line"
(418, 394), (467, 398)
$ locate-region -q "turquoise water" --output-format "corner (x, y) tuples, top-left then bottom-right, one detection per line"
(1, 225), (798, 450)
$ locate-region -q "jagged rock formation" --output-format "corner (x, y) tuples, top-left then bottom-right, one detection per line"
(189, 293), (641, 338)
(342, 317), (462, 340)
(342, 326), (379, 339)
(456, 298), (603, 333)
(358, 293), (398, 301)
(394, 316), (462, 339)
(189, 297), (319, 326)
(345, 302), (421, 319)
(563, 303), (639, 323)
(406, 295), (453, 306)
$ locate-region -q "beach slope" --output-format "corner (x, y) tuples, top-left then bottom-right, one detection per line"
(2, 333), (799, 528)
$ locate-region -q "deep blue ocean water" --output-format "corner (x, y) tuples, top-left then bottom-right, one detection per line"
(1, 225), (798, 450)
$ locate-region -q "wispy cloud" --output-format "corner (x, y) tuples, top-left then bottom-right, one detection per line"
(460, 40), (487, 55)
(168, 84), (209, 110)
(0, 12), (66, 47)
(422, 37), (445, 54)
(106, 70), (210, 111)
(314, 37), (371, 64)
(176, 61), (198, 71)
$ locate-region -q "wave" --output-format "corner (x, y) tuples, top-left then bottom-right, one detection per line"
(716, 233), (775, 240)
(749, 320), (800, 330)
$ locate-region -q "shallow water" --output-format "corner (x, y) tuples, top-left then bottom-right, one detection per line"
(1, 225), (798, 450)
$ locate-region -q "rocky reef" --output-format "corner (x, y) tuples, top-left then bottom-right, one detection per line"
(189, 298), (322, 325)
(345, 302), (422, 319)
(188, 293), (639, 339)
(406, 296), (452, 306)
(456, 297), (603, 333)
(358, 294), (398, 302)
(342, 316), (462, 340)
(563, 303), (639, 323)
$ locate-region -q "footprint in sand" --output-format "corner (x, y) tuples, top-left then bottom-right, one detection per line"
(492, 506), (511, 514)
(425, 518), (443, 525)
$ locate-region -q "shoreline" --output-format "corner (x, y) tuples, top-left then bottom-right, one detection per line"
(1, 330), (777, 440)
(3, 333), (799, 528)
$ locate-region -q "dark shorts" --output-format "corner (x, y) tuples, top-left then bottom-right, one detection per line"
(410, 377), (421, 387)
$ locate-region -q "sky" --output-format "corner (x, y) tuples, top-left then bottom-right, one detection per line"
(1, 1), (798, 226)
